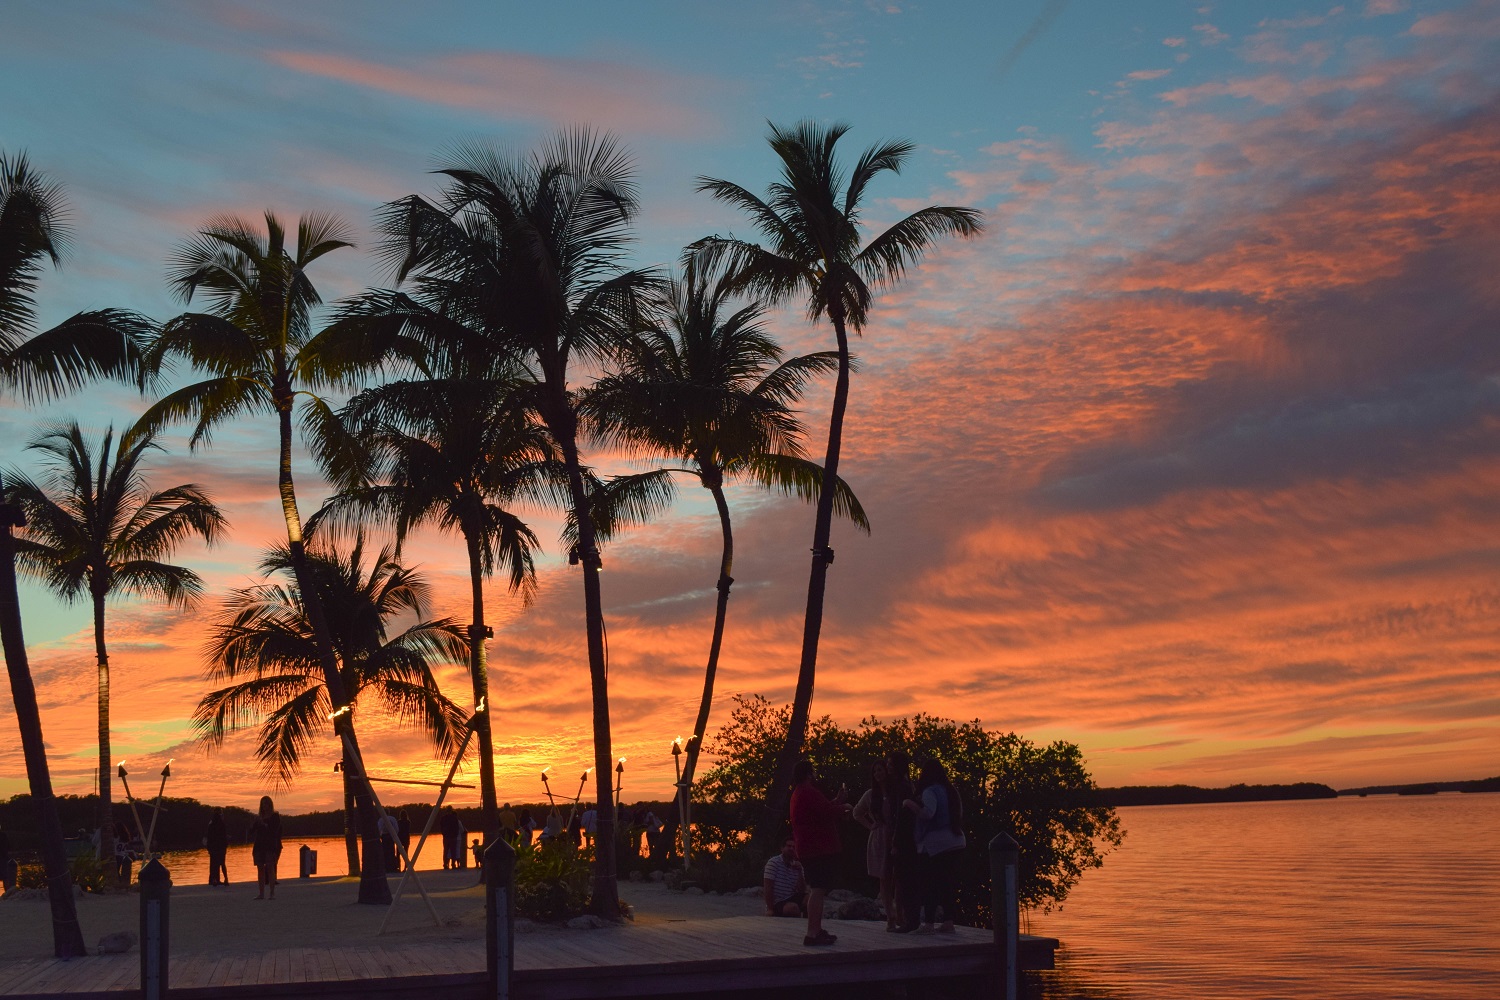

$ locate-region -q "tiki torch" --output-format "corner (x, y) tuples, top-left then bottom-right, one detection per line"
(143, 759), (173, 858)
(117, 761), (147, 850)
(541, 766), (556, 809)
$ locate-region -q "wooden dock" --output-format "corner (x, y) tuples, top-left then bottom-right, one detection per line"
(0, 914), (1057, 999)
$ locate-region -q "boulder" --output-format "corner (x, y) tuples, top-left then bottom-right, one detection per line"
(647, 870), (666, 883)
(837, 897), (885, 921)
(514, 919), (542, 934)
(736, 886), (763, 897)
(567, 914), (608, 930)
(626, 870), (645, 882)
(826, 889), (858, 902)
(684, 886), (704, 895)
(97, 931), (137, 954)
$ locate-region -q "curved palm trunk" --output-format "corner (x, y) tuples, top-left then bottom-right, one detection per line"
(91, 589), (115, 865)
(277, 401), (391, 904)
(678, 480), (734, 869)
(0, 509), (87, 957)
(763, 308), (853, 844)
(551, 404), (619, 919)
(464, 529), (499, 840)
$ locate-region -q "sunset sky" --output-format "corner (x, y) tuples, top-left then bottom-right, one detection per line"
(2, 0), (1498, 812)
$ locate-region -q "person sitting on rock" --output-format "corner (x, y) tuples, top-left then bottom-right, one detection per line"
(762, 838), (807, 917)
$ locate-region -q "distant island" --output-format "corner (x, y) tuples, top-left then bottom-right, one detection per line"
(1336, 776), (1500, 796)
(1092, 782), (1337, 807)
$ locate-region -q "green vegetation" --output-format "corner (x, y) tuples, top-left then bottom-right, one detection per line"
(695, 695), (1123, 917)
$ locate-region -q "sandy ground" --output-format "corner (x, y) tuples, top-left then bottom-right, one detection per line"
(0, 871), (765, 961)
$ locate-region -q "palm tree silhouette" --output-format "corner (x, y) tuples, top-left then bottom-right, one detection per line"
(6, 421), (224, 877)
(139, 211), (396, 902)
(378, 130), (654, 916)
(583, 263), (869, 863)
(0, 151), (152, 956)
(196, 540), (468, 870)
(312, 373), (557, 840)
(693, 121), (982, 834)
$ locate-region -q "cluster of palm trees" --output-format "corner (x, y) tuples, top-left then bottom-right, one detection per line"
(1, 122), (980, 939)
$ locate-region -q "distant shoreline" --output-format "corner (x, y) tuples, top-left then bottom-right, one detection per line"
(1092, 776), (1500, 807)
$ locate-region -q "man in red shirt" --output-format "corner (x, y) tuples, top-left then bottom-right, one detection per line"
(789, 758), (851, 946)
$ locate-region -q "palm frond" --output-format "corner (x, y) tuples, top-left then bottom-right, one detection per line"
(730, 452), (871, 533)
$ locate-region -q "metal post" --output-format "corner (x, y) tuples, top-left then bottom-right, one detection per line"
(138, 859), (170, 1000)
(485, 837), (517, 1000)
(988, 833), (1020, 1000)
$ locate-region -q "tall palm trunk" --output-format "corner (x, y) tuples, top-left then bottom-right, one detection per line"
(464, 527), (498, 840)
(0, 507), (87, 957)
(678, 477), (734, 867)
(276, 396), (391, 904)
(342, 769), (358, 875)
(551, 401), (619, 918)
(764, 306), (852, 842)
(91, 588), (115, 864)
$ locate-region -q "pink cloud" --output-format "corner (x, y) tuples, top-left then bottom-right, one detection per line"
(267, 49), (719, 138)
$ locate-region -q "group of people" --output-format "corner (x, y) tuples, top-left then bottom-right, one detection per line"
(765, 752), (968, 946)
(497, 802), (601, 850)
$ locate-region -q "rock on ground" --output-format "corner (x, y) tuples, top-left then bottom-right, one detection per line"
(97, 931), (137, 954)
(566, 914), (608, 930)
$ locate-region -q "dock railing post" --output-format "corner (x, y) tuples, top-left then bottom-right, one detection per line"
(138, 858), (171, 1000)
(485, 836), (517, 1000)
(988, 832), (1020, 1000)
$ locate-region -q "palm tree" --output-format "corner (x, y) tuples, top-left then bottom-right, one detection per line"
(0, 151), (148, 397)
(311, 373), (556, 841)
(139, 211), (397, 902)
(693, 121), (983, 835)
(0, 151), (152, 957)
(377, 130), (655, 917)
(583, 263), (870, 863)
(6, 421), (224, 873)
(195, 539), (469, 872)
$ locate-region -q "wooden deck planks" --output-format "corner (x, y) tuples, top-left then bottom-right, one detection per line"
(1, 915), (1056, 999)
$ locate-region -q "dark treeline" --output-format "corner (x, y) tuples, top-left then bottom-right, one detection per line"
(1093, 782), (1337, 807)
(0, 793), (670, 855)
(1336, 776), (1500, 796)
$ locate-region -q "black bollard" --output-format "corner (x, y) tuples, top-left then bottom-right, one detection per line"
(988, 833), (1020, 1000)
(484, 837), (517, 1000)
(138, 859), (171, 1000)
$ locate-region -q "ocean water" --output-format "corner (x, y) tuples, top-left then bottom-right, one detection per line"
(1025, 794), (1500, 999)
(155, 833), (460, 885)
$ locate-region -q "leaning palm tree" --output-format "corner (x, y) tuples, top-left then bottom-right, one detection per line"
(583, 263), (869, 863)
(311, 374), (557, 840)
(6, 421), (224, 874)
(139, 211), (397, 902)
(376, 130), (655, 917)
(195, 539), (468, 872)
(0, 151), (152, 957)
(693, 121), (983, 835)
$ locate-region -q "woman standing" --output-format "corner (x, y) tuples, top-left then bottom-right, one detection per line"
(886, 750), (919, 931)
(852, 760), (895, 930)
(205, 809), (229, 886)
(249, 796), (283, 900)
(903, 758), (967, 934)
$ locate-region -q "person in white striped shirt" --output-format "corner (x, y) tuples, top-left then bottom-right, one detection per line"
(763, 839), (807, 917)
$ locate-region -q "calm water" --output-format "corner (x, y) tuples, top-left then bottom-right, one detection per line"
(155, 833), (463, 886)
(1026, 794), (1500, 999)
